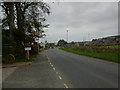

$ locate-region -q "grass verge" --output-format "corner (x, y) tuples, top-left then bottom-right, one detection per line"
(59, 48), (119, 63)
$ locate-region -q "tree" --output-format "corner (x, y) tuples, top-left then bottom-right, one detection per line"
(14, 2), (50, 45)
(57, 40), (67, 47)
(1, 1), (50, 62)
(2, 2), (15, 39)
(2, 2), (50, 45)
(23, 2), (50, 44)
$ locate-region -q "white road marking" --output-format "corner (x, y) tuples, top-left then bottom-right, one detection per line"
(53, 67), (55, 70)
(58, 76), (62, 80)
(47, 53), (68, 88)
(51, 65), (53, 67)
(46, 54), (51, 62)
(56, 71), (58, 74)
(64, 83), (68, 88)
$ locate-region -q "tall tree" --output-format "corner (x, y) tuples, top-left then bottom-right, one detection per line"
(14, 2), (50, 45)
(2, 2), (50, 45)
(2, 2), (15, 39)
(2, 1), (50, 61)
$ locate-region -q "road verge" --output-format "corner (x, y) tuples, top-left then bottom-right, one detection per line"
(59, 48), (119, 63)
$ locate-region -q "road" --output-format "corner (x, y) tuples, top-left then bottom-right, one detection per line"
(46, 48), (118, 88)
(3, 52), (65, 88)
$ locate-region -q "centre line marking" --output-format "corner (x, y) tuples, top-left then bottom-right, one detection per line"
(58, 76), (62, 80)
(64, 83), (68, 88)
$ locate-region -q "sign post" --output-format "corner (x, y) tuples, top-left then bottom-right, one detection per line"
(25, 47), (31, 59)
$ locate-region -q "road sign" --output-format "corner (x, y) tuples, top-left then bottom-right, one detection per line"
(25, 47), (31, 59)
(25, 47), (31, 51)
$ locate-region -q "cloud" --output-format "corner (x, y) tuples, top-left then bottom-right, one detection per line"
(45, 2), (118, 43)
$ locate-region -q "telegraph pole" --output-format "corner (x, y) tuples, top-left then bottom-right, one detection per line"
(66, 30), (68, 43)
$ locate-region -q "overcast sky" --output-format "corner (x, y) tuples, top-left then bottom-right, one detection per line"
(42, 2), (118, 43)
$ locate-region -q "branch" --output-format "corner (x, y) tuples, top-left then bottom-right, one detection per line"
(1, 4), (9, 16)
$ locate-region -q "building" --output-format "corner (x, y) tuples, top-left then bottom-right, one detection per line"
(91, 35), (120, 46)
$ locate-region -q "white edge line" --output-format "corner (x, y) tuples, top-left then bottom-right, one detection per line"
(51, 64), (53, 67)
(46, 54), (53, 66)
(64, 83), (68, 88)
(53, 67), (55, 70)
(46, 54), (50, 61)
(58, 76), (62, 80)
(56, 72), (58, 74)
(46, 53), (68, 88)
(46, 52), (69, 88)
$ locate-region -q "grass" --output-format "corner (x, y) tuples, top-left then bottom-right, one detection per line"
(101, 45), (120, 48)
(60, 48), (119, 63)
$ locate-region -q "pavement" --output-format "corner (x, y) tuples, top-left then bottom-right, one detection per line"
(46, 48), (118, 88)
(2, 67), (17, 82)
(2, 52), (65, 88)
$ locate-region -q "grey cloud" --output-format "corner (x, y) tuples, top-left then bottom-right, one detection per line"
(45, 2), (118, 43)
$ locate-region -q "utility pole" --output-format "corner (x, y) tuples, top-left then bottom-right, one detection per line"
(66, 30), (68, 43)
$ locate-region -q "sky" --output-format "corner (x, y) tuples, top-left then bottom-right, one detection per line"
(42, 2), (118, 43)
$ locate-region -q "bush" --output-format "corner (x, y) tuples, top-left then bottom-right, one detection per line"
(2, 36), (16, 46)
(3, 54), (15, 64)
(15, 45), (25, 59)
(2, 36), (16, 64)
(30, 44), (38, 55)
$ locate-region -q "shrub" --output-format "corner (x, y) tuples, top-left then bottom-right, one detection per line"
(2, 36), (16, 64)
(30, 44), (38, 55)
(15, 45), (25, 59)
(3, 54), (15, 64)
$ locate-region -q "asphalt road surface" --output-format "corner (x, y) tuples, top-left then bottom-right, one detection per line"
(46, 48), (118, 88)
(3, 52), (65, 88)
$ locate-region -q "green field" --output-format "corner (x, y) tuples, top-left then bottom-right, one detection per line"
(101, 45), (120, 48)
(60, 46), (119, 63)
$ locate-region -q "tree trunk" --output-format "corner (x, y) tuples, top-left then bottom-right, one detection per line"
(8, 2), (15, 39)
(15, 2), (25, 45)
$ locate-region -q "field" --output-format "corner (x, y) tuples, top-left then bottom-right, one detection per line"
(60, 45), (120, 63)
